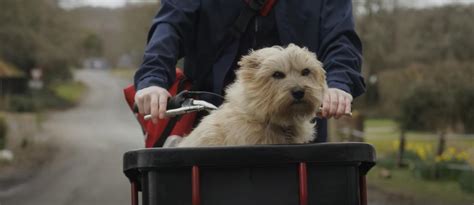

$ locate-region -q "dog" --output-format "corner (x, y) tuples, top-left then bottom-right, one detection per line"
(178, 44), (327, 147)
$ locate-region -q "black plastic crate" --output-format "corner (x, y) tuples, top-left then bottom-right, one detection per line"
(123, 142), (376, 205)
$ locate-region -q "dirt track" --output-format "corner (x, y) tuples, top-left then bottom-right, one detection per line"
(0, 69), (142, 205)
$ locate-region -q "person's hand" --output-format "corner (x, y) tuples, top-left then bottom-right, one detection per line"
(134, 86), (171, 123)
(321, 88), (353, 119)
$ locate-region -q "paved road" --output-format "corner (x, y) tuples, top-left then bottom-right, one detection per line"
(0, 69), (423, 205)
(1, 69), (143, 205)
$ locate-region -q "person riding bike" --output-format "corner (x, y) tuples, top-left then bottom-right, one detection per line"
(134, 0), (365, 142)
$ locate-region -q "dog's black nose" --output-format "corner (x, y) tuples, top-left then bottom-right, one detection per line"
(291, 89), (305, 100)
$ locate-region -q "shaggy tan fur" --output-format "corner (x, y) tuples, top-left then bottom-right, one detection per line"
(178, 44), (327, 147)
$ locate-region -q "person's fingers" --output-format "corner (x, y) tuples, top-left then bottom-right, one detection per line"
(150, 94), (159, 124)
(344, 96), (352, 116)
(135, 94), (144, 114)
(335, 93), (347, 119)
(322, 92), (331, 118)
(144, 95), (151, 115)
(158, 94), (168, 119)
(328, 91), (338, 118)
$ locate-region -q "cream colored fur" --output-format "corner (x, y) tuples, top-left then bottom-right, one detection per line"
(178, 44), (327, 147)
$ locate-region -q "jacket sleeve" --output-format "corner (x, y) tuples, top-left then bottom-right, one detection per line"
(318, 0), (365, 98)
(134, 0), (200, 90)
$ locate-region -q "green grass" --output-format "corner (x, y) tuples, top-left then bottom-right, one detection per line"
(365, 118), (398, 128)
(364, 118), (474, 204)
(369, 136), (474, 166)
(368, 167), (474, 204)
(365, 118), (474, 155)
(50, 81), (87, 105)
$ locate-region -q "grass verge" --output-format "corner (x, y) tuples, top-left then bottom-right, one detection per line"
(365, 118), (474, 204)
(368, 166), (474, 204)
(50, 81), (87, 105)
(3, 80), (87, 112)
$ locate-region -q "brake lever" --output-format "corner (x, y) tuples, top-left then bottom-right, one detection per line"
(143, 99), (218, 120)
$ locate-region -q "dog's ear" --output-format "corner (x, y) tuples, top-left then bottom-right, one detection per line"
(237, 50), (264, 82)
(238, 50), (261, 70)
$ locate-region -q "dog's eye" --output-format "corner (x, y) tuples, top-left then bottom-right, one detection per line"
(301, 68), (310, 76)
(272, 71), (286, 79)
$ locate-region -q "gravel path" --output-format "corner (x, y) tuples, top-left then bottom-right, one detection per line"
(1, 69), (143, 205)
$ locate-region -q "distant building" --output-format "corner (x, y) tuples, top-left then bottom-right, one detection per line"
(0, 60), (27, 95)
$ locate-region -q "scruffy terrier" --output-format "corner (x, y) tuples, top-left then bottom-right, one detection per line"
(178, 44), (327, 147)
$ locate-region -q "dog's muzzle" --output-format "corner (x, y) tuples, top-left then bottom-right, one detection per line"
(291, 88), (305, 100)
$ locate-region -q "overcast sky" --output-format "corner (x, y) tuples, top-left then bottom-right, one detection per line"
(59, 0), (473, 9)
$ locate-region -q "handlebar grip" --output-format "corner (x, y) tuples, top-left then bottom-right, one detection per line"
(133, 92), (187, 114)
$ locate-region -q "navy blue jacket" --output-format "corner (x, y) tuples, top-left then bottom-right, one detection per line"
(135, 0), (364, 95)
(134, 0), (365, 141)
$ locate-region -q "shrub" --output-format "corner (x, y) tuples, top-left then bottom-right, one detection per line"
(412, 147), (469, 181)
(50, 81), (86, 105)
(458, 171), (474, 193)
(413, 161), (466, 181)
(35, 89), (72, 109)
(398, 85), (455, 131)
(7, 95), (37, 112)
(0, 114), (6, 149)
(387, 140), (470, 181)
(378, 149), (420, 169)
(42, 61), (73, 85)
(412, 161), (437, 180)
(377, 63), (474, 133)
(6, 88), (76, 112)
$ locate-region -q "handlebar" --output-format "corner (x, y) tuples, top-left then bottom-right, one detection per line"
(134, 90), (352, 120)
(133, 90), (220, 119)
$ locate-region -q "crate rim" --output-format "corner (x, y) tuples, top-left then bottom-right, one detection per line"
(123, 142), (376, 181)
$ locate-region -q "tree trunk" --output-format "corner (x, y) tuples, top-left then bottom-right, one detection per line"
(436, 130), (446, 157)
(397, 129), (406, 168)
(435, 130), (446, 179)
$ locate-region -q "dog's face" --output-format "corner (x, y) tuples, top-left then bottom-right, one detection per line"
(236, 44), (327, 120)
